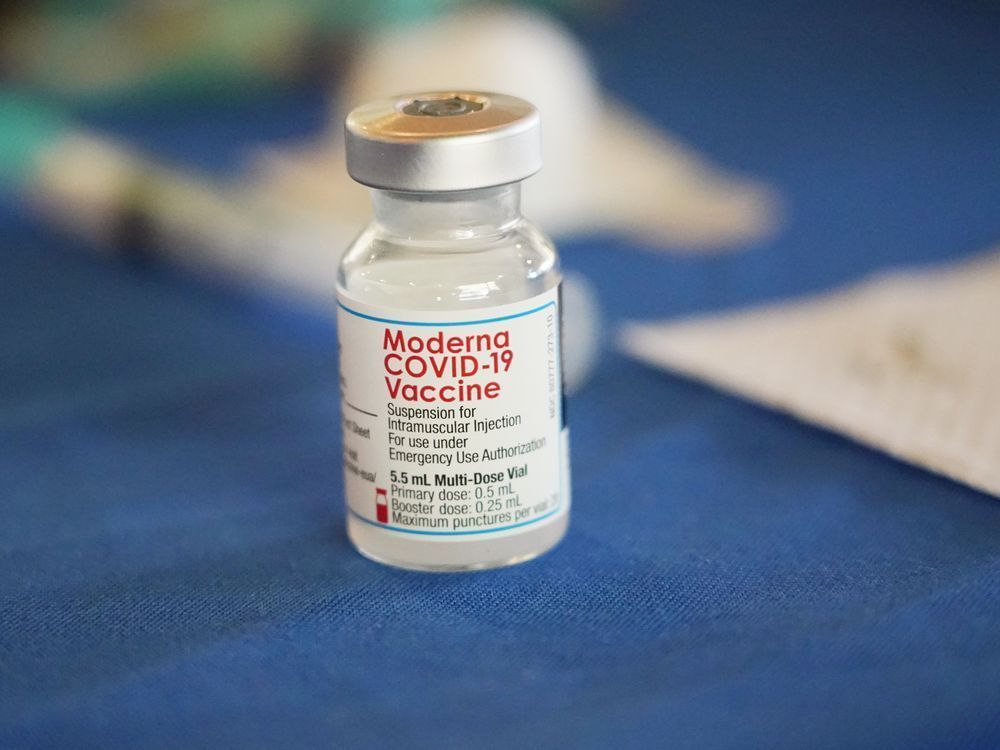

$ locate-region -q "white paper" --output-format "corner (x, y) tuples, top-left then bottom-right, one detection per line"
(621, 251), (1000, 497)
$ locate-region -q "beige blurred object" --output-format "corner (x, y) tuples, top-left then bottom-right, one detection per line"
(252, 5), (780, 250)
(621, 250), (1000, 496)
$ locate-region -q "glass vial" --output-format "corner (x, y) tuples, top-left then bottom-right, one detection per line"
(337, 92), (570, 571)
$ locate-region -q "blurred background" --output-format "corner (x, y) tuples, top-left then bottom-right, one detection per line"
(3, 1), (1000, 748)
(3, 0), (998, 315)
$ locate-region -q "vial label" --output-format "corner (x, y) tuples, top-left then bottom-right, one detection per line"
(337, 286), (569, 539)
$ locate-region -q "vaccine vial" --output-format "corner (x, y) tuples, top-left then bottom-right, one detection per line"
(337, 91), (570, 571)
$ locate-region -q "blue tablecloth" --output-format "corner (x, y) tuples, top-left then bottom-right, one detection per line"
(3, 2), (1000, 748)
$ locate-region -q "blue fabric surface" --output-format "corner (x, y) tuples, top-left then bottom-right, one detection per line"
(3, 2), (1000, 748)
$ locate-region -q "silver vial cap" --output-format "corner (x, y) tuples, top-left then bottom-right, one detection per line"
(345, 91), (541, 192)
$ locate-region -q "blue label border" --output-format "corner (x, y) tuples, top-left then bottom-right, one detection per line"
(337, 300), (555, 327)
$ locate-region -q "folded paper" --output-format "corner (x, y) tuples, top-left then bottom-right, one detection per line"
(622, 251), (1000, 497)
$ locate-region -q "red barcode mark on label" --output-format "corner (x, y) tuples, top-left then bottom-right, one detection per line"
(375, 488), (388, 523)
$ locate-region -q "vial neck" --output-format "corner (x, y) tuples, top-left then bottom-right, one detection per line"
(371, 184), (521, 241)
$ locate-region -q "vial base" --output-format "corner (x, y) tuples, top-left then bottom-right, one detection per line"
(347, 513), (567, 572)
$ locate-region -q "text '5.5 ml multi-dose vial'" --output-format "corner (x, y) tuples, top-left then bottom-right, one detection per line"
(337, 91), (570, 571)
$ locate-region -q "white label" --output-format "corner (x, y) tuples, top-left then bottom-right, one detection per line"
(337, 286), (569, 539)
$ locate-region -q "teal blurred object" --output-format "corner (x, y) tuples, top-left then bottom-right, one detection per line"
(0, 92), (68, 186)
(0, 0), (598, 106)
